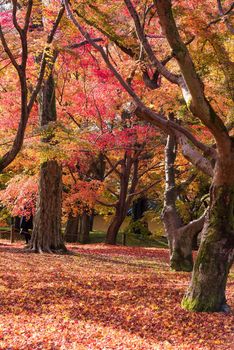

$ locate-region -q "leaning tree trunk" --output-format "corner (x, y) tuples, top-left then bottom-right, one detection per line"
(28, 73), (66, 253)
(164, 213), (206, 272)
(182, 154), (234, 312)
(29, 160), (66, 253)
(105, 213), (124, 245)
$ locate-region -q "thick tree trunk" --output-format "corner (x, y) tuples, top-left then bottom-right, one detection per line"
(29, 160), (66, 253)
(28, 72), (66, 253)
(182, 156), (234, 312)
(105, 214), (124, 245)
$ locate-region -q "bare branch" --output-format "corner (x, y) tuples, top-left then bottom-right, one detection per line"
(28, 5), (65, 112)
(216, 0), (234, 33)
(128, 178), (161, 198)
(124, 0), (180, 85)
(103, 155), (122, 178)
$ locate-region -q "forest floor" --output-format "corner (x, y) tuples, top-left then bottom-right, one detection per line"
(0, 240), (233, 350)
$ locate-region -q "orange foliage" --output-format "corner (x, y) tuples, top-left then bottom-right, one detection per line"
(0, 242), (233, 349)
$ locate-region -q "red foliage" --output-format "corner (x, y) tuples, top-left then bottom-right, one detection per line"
(0, 242), (233, 350)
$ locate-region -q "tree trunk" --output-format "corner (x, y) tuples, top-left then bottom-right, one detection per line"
(29, 160), (66, 253)
(105, 214), (124, 245)
(89, 210), (94, 232)
(79, 212), (91, 244)
(164, 214), (206, 272)
(65, 212), (80, 243)
(28, 71), (66, 253)
(182, 156), (234, 312)
(162, 128), (206, 271)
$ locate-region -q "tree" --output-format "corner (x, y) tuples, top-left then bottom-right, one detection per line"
(0, 1), (64, 171)
(95, 121), (161, 245)
(28, 1), (66, 253)
(162, 126), (206, 272)
(64, 0), (234, 311)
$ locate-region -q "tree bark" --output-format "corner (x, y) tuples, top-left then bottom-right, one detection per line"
(28, 72), (66, 253)
(65, 212), (80, 243)
(105, 152), (137, 245)
(105, 214), (124, 245)
(182, 154), (234, 312)
(79, 212), (91, 244)
(162, 130), (205, 271)
(29, 160), (66, 253)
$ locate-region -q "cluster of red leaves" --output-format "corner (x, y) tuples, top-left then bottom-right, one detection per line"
(0, 176), (38, 218)
(0, 241), (233, 350)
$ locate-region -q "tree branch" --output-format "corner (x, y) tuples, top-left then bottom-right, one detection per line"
(154, 0), (230, 153)
(63, 0), (217, 169)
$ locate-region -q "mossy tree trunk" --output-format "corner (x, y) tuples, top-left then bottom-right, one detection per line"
(182, 155), (234, 312)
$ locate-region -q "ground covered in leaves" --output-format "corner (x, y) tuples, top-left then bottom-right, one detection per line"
(0, 240), (233, 350)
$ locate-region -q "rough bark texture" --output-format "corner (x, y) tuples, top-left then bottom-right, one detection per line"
(29, 160), (66, 253)
(182, 155), (234, 311)
(162, 131), (205, 272)
(28, 72), (66, 253)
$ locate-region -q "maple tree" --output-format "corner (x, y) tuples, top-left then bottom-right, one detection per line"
(0, 0), (64, 171)
(63, 0), (234, 312)
(95, 121), (161, 245)
(0, 0), (233, 320)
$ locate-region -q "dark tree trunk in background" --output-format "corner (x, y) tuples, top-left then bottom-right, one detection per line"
(29, 73), (66, 253)
(65, 212), (80, 243)
(132, 197), (147, 221)
(162, 132), (205, 271)
(65, 212), (92, 244)
(89, 210), (94, 232)
(105, 152), (138, 245)
(79, 212), (91, 244)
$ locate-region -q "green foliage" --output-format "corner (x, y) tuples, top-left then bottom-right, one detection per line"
(124, 219), (152, 239)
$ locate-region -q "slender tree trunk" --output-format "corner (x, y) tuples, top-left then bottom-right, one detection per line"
(79, 212), (91, 244)
(89, 210), (94, 232)
(162, 130), (205, 271)
(65, 212), (80, 243)
(29, 160), (66, 252)
(182, 155), (234, 312)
